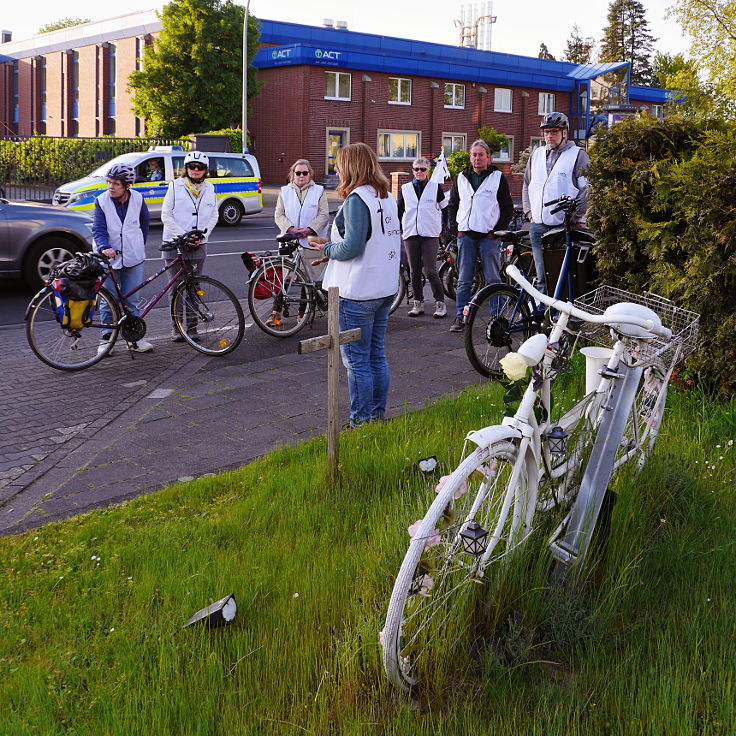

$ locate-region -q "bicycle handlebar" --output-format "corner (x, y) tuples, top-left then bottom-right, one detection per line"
(504, 264), (673, 340)
(159, 229), (206, 251)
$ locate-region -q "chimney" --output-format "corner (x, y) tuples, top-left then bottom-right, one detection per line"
(336, 20), (348, 30)
(1, 30), (12, 44)
(322, 19), (334, 28)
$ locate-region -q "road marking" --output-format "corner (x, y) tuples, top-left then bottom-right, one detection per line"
(146, 248), (272, 262)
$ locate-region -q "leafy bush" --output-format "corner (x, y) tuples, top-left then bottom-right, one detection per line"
(447, 150), (470, 177)
(587, 115), (736, 394)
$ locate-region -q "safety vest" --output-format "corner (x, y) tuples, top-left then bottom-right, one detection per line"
(323, 185), (401, 301)
(528, 145), (581, 226)
(281, 183), (327, 245)
(161, 178), (218, 249)
(456, 170), (502, 234)
(95, 189), (145, 269)
(400, 180), (444, 238)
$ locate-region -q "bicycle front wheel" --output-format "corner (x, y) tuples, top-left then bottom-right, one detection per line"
(389, 268), (407, 315)
(247, 259), (314, 337)
(171, 276), (245, 356)
(439, 261), (456, 300)
(26, 286), (120, 371)
(465, 284), (535, 378)
(382, 441), (534, 692)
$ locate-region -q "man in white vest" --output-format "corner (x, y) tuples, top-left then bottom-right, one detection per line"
(446, 140), (514, 332)
(522, 112), (590, 292)
(92, 163), (153, 355)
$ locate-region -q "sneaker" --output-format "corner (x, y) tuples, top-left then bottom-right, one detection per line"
(433, 301), (447, 319)
(128, 338), (154, 353)
(171, 328), (185, 343)
(97, 335), (114, 357)
(265, 311), (282, 327)
(407, 300), (424, 317)
(449, 316), (465, 332)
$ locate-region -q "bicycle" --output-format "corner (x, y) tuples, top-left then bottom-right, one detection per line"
(26, 230), (245, 371)
(381, 263), (699, 692)
(464, 195), (592, 378)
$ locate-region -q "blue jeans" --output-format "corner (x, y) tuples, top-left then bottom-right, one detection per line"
(100, 262), (145, 338)
(455, 234), (502, 318)
(339, 295), (394, 427)
(529, 223), (555, 294)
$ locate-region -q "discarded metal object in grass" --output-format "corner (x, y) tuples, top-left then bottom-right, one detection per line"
(183, 593), (237, 629)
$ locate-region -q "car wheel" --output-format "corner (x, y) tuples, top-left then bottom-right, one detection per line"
(23, 237), (79, 290)
(218, 199), (244, 226)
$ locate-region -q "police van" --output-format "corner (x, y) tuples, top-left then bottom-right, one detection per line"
(52, 147), (262, 226)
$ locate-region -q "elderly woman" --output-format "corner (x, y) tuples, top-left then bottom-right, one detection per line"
(397, 156), (448, 318)
(268, 158), (330, 327)
(311, 143), (401, 427)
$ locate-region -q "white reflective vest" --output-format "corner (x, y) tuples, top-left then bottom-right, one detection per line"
(400, 180), (445, 238)
(456, 170), (502, 233)
(161, 178), (218, 253)
(95, 189), (145, 269)
(281, 183), (328, 245)
(323, 185), (401, 301)
(528, 145), (581, 226)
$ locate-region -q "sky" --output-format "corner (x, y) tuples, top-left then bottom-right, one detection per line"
(5, 0), (690, 60)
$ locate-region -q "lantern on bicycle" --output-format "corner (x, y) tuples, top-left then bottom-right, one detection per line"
(546, 425), (568, 456)
(460, 521), (488, 557)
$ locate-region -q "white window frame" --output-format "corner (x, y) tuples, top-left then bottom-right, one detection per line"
(494, 88), (512, 113)
(530, 136), (545, 150)
(325, 71), (351, 101)
(493, 135), (514, 163)
(377, 129), (421, 160)
(441, 133), (466, 154)
(444, 83), (465, 109)
(538, 92), (555, 115)
(388, 77), (412, 105)
(652, 104), (664, 119)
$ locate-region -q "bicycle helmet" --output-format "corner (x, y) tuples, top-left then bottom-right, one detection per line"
(540, 112), (569, 130)
(184, 151), (210, 168)
(107, 163), (136, 184)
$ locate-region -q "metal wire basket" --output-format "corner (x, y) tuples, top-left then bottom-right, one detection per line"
(573, 286), (700, 369)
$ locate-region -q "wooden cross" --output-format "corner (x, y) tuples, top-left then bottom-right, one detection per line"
(298, 286), (361, 479)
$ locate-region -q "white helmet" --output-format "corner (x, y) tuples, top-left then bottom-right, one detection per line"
(184, 151), (209, 168)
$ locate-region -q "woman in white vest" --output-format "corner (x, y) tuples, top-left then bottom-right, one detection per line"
(269, 158), (330, 327)
(310, 143), (401, 427)
(92, 163), (153, 354)
(161, 151), (219, 341)
(522, 112), (590, 292)
(398, 157), (448, 318)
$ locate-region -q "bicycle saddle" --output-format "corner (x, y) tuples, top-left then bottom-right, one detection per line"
(276, 233), (301, 243)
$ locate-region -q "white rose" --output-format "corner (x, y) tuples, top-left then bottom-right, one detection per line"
(500, 352), (529, 382)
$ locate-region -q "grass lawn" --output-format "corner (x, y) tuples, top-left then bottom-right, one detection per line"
(0, 379), (734, 735)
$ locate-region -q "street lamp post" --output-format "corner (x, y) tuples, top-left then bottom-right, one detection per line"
(242, 0), (250, 153)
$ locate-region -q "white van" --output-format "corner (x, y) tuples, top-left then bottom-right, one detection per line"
(52, 147), (262, 226)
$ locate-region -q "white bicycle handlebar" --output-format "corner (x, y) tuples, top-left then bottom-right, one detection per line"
(505, 264), (673, 340)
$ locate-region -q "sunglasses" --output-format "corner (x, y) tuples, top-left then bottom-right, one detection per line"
(187, 164), (207, 171)
(294, 171), (310, 176)
(412, 167), (427, 172)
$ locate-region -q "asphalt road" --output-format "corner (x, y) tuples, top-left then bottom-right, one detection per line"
(0, 206), (280, 327)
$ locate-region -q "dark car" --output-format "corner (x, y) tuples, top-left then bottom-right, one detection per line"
(0, 198), (94, 290)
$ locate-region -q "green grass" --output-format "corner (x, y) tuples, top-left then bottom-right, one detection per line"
(0, 380), (734, 735)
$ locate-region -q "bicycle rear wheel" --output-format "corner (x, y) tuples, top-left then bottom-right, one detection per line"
(171, 276), (244, 356)
(389, 268), (408, 315)
(26, 286), (120, 371)
(382, 441), (534, 692)
(439, 261), (456, 300)
(464, 284), (535, 378)
(247, 259), (314, 337)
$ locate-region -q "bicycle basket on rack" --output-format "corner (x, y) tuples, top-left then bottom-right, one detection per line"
(49, 253), (105, 329)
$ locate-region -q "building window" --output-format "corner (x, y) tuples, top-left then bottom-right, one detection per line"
(493, 136), (514, 163)
(442, 133), (466, 154)
(530, 136), (545, 150)
(107, 43), (117, 132)
(71, 50), (79, 134)
(378, 130), (420, 160)
(444, 82), (465, 109)
(11, 61), (19, 134)
(538, 92), (555, 115)
(652, 104), (664, 119)
(388, 77), (412, 105)
(325, 71), (351, 100)
(494, 88), (512, 113)
(38, 56), (47, 134)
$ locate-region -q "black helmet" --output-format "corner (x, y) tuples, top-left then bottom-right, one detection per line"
(540, 112), (569, 130)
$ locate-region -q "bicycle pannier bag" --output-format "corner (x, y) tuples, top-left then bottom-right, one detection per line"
(52, 277), (101, 329)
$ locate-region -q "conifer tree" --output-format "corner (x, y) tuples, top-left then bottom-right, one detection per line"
(599, 0), (656, 85)
(128, 0), (261, 137)
(563, 24), (595, 64)
(538, 43), (556, 60)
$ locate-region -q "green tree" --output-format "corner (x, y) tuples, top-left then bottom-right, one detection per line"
(38, 18), (89, 34)
(476, 125), (507, 154)
(128, 0), (261, 138)
(599, 0), (656, 85)
(538, 43), (556, 60)
(562, 24), (595, 64)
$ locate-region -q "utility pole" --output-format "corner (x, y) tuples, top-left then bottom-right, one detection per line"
(242, 0), (250, 153)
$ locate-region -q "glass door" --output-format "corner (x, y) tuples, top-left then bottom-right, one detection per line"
(326, 129), (349, 175)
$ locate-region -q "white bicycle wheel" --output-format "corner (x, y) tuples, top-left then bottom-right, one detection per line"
(381, 441), (534, 692)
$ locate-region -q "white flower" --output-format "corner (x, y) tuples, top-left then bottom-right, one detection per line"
(293, 592), (299, 598)
(435, 474), (469, 500)
(500, 352), (529, 382)
(728, 440), (734, 446)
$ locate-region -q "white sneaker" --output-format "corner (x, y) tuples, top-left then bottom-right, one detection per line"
(407, 300), (424, 317)
(128, 338), (154, 353)
(97, 338), (114, 357)
(433, 301), (447, 319)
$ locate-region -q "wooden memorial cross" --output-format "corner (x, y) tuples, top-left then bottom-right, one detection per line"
(297, 287), (361, 478)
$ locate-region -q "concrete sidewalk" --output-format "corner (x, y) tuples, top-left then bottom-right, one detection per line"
(1, 307), (485, 537)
